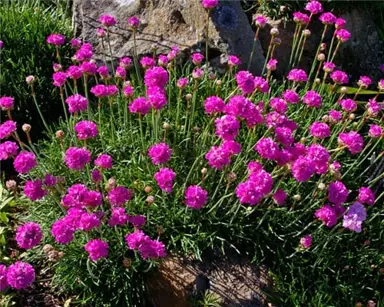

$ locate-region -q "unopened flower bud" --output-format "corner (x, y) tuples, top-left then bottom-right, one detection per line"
(303, 29), (311, 37)
(55, 130), (64, 139)
(320, 43), (327, 51)
(90, 59), (96, 64)
(201, 168), (208, 175)
(317, 53), (325, 61)
(53, 63), (62, 72)
(22, 124), (32, 132)
(105, 178), (117, 191)
(6, 180), (17, 190)
(352, 122), (358, 128)
(349, 113), (356, 120)
(151, 43), (158, 51)
(123, 258), (132, 268)
(163, 122), (170, 130)
(144, 186), (152, 193)
(193, 126), (200, 133)
(48, 250), (59, 262)
(340, 87), (348, 94)
(318, 183), (326, 190)
(315, 78), (321, 84)
(367, 301), (376, 307)
(208, 72), (216, 80)
(322, 115), (329, 122)
(355, 303), (363, 307)
(280, 5), (286, 13)
(43, 244), (54, 254)
(215, 79), (222, 86)
(186, 93), (192, 101)
(293, 194), (301, 201)
(300, 137), (306, 143)
(146, 195), (154, 204)
(26, 75), (35, 85)
(273, 37), (281, 46)
(270, 28), (279, 36)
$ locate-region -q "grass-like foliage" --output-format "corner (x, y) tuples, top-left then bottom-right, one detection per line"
(0, 1), (383, 306)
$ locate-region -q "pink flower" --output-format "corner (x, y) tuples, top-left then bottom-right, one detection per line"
(244, 103), (264, 128)
(16, 222), (42, 249)
(79, 212), (101, 231)
(254, 77), (269, 93)
(358, 76), (372, 88)
(51, 219), (75, 244)
(266, 58), (278, 71)
(255, 137), (280, 160)
(0, 96), (14, 110)
(94, 154), (113, 169)
(140, 56), (156, 69)
(224, 95), (249, 118)
(236, 180), (263, 206)
(74, 120), (98, 140)
(191, 53), (204, 65)
(201, 0), (219, 9)
(107, 186), (132, 207)
(215, 115), (240, 140)
(367, 99), (381, 117)
(309, 122), (330, 139)
(357, 187), (375, 206)
(329, 109), (342, 123)
(147, 86), (167, 110)
(205, 146), (231, 170)
(0, 264), (8, 291)
(177, 77), (189, 89)
(0, 120), (16, 140)
(307, 144), (330, 174)
(14, 151), (37, 174)
(108, 207), (129, 226)
(128, 215), (146, 228)
(184, 185), (208, 209)
(148, 143), (172, 165)
(300, 235), (312, 248)
(328, 181), (348, 205)
(273, 189), (287, 205)
(91, 169), (102, 182)
(73, 43), (93, 61)
(338, 131), (364, 154)
(319, 12), (336, 25)
(339, 99), (357, 112)
(335, 29), (351, 42)
(98, 14), (116, 27)
(315, 204), (337, 227)
(66, 65), (82, 80)
(302, 90), (322, 108)
(144, 66), (169, 88)
(90, 84), (110, 97)
(254, 15), (268, 27)
(304, 0), (323, 15)
(115, 66), (126, 79)
(293, 12), (310, 25)
(154, 168), (176, 193)
(97, 66), (109, 78)
(378, 79), (384, 90)
(24, 179), (47, 201)
(247, 161), (263, 174)
(122, 84), (134, 97)
(128, 16), (140, 29)
(282, 90), (299, 104)
(291, 157), (315, 182)
(125, 230), (148, 250)
(287, 69), (308, 82)
(192, 68), (204, 79)
(270, 98), (287, 114)
(204, 96), (225, 115)
(138, 239), (167, 260)
(235, 71), (255, 94)
(221, 140), (241, 155)
(6, 262), (35, 289)
(342, 202), (366, 233)
(228, 55), (241, 66)
(96, 28), (105, 37)
(323, 61), (335, 73)
(368, 125), (382, 138)
(64, 147), (91, 170)
(275, 127), (294, 147)
(66, 94), (88, 113)
(0, 141), (19, 160)
(158, 55), (169, 66)
(62, 184), (88, 208)
(119, 57), (132, 68)
(46, 33), (65, 45)
(84, 239), (108, 261)
(129, 97), (151, 115)
(52, 71), (67, 87)
(80, 61), (97, 75)
(335, 18), (346, 29)
(70, 38), (81, 49)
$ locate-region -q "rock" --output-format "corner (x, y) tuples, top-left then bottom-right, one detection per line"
(72, 0), (265, 74)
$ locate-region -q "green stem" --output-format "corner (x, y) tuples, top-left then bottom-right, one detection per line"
(247, 28), (260, 71)
(106, 28), (115, 75)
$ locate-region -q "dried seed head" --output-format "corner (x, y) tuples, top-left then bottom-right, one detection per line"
(43, 244), (54, 254)
(55, 130), (65, 139)
(5, 180), (17, 190)
(123, 258), (132, 268)
(273, 37), (281, 45)
(227, 171), (237, 182)
(318, 183), (326, 190)
(146, 195), (154, 204)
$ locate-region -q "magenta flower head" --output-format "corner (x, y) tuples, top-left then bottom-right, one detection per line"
(335, 29), (351, 42)
(192, 68), (204, 79)
(74, 120), (98, 140)
(177, 77), (189, 89)
(73, 43), (93, 61)
(70, 38), (81, 49)
(64, 147), (91, 170)
(247, 161), (263, 175)
(107, 85), (119, 96)
(51, 218), (75, 244)
(335, 18), (346, 29)
(91, 169), (102, 182)
(306, 144), (330, 174)
(125, 230), (148, 250)
(205, 146), (231, 170)
(304, 0), (323, 15)
(254, 76), (269, 93)
(224, 95), (248, 118)
(0, 40), (3, 49)
(0, 264), (8, 291)
(119, 57), (132, 68)
(154, 168), (176, 193)
(367, 99), (381, 117)
(79, 212), (101, 231)
(221, 140), (241, 155)
(148, 142), (172, 165)
(328, 181), (348, 205)
(184, 185), (208, 209)
(140, 56), (156, 69)
(0, 120), (17, 140)
(115, 66), (126, 79)
(16, 222), (42, 249)
(315, 204), (337, 227)
(158, 54), (169, 66)
(270, 98), (287, 114)
(123, 84), (134, 97)
(293, 12), (310, 25)
(302, 90), (322, 108)
(287, 69), (308, 82)
(273, 189), (287, 206)
(80, 62), (97, 75)
(138, 238), (167, 260)
(66, 94), (88, 113)
(228, 55), (241, 67)
(94, 153), (113, 169)
(107, 186), (132, 207)
(84, 239), (108, 261)
(339, 98), (357, 112)
(215, 115), (240, 141)
(24, 179), (47, 201)
(329, 109), (342, 123)
(46, 33), (65, 45)
(108, 207), (129, 226)
(144, 66), (169, 88)
(0, 96), (14, 111)
(0, 141), (19, 160)
(191, 53), (204, 65)
(66, 65), (83, 80)
(201, 0), (219, 9)
(338, 131), (364, 154)
(128, 215), (146, 228)
(266, 58), (278, 71)
(357, 76), (372, 88)
(235, 71), (255, 94)
(99, 14), (116, 27)
(282, 90), (299, 104)
(342, 202), (367, 233)
(53, 71), (67, 87)
(204, 96), (225, 115)
(255, 137), (280, 160)
(6, 261), (35, 289)
(236, 180), (263, 206)
(291, 157), (315, 182)
(368, 125), (383, 138)
(128, 16), (140, 29)
(309, 122), (330, 139)
(357, 187), (375, 206)
(97, 66), (109, 78)
(129, 97), (151, 115)
(90, 84), (110, 98)
(319, 12), (336, 25)
(254, 15), (268, 27)
(323, 61), (335, 73)
(147, 86), (167, 110)
(300, 235), (312, 249)
(14, 151), (37, 174)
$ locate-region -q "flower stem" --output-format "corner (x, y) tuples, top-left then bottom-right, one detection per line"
(247, 27), (260, 71)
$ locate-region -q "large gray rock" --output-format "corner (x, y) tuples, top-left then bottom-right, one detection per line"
(72, 0), (265, 74)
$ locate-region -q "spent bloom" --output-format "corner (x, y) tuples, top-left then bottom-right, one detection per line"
(309, 122), (330, 139)
(0, 96), (14, 110)
(94, 154), (113, 169)
(14, 151), (37, 174)
(6, 262), (35, 290)
(66, 94), (88, 113)
(338, 131), (364, 154)
(335, 29), (351, 42)
(0, 120), (17, 140)
(357, 187), (375, 206)
(99, 14), (116, 27)
(303, 90), (322, 108)
(201, 0), (219, 9)
(148, 142), (172, 165)
(215, 115), (240, 141)
(293, 12), (310, 25)
(107, 186), (132, 207)
(24, 179), (47, 201)
(0, 141), (19, 160)
(84, 239), (109, 261)
(287, 69), (308, 82)
(328, 181), (348, 205)
(368, 125), (382, 138)
(64, 147), (91, 170)
(74, 120), (98, 140)
(315, 204), (337, 227)
(300, 235), (312, 248)
(319, 12), (336, 24)
(46, 33), (65, 45)
(235, 71), (255, 94)
(305, 0), (323, 15)
(184, 185), (208, 209)
(342, 202), (367, 233)
(16, 222), (43, 249)
(154, 168), (176, 193)
(129, 97), (151, 115)
(204, 96), (225, 115)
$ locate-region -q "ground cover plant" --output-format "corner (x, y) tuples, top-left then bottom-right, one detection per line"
(0, 0), (383, 306)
